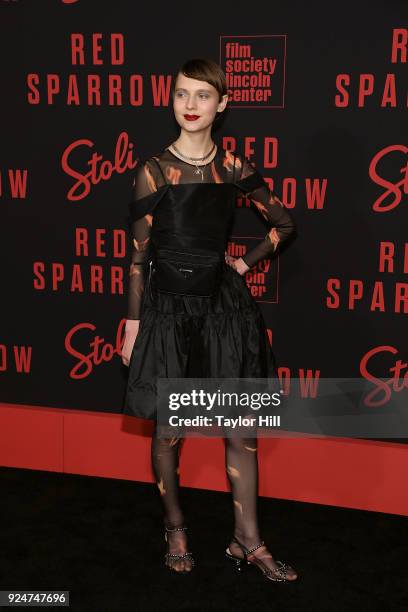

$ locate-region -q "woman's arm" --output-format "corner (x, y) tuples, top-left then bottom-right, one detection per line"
(234, 154), (296, 270)
(126, 161), (159, 321)
(122, 160), (162, 366)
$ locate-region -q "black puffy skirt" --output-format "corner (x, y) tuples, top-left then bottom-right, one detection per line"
(123, 262), (278, 420)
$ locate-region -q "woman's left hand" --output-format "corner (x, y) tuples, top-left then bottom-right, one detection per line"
(224, 252), (250, 276)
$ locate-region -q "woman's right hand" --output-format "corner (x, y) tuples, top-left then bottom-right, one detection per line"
(121, 319), (140, 367)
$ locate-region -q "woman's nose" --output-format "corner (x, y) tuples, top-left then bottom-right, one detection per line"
(185, 97), (197, 110)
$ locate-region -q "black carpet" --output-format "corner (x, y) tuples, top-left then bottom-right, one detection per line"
(1, 466), (407, 611)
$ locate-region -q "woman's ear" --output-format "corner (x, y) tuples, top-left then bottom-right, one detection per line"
(218, 94), (228, 113)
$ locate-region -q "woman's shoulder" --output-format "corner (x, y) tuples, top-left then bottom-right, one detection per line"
(132, 151), (168, 188)
(218, 145), (247, 170)
(222, 148), (256, 182)
(230, 149), (257, 170)
(144, 146), (173, 164)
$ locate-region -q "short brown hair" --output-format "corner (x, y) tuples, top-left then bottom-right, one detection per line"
(172, 58), (227, 121)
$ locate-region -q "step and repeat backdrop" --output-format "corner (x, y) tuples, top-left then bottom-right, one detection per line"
(1, 1), (407, 434)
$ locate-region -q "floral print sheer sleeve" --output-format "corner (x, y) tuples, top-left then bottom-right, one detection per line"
(126, 161), (161, 321)
(233, 155), (296, 269)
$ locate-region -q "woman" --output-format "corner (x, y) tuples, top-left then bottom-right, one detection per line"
(121, 58), (298, 582)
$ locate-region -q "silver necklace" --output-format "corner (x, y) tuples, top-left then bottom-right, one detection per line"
(170, 141), (216, 181)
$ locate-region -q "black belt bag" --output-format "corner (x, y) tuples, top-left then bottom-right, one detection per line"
(152, 248), (223, 297)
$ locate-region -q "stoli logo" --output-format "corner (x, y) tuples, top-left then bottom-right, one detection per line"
(370, 144), (408, 212)
(65, 319), (126, 379)
(61, 131), (138, 201)
(360, 345), (407, 407)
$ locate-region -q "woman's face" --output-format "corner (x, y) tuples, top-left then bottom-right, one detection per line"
(172, 72), (228, 132)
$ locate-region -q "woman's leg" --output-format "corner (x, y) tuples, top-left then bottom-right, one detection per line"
(224, 433), (261, 543)
(224, 433), (298, 580)
(151, 424), (193, 572)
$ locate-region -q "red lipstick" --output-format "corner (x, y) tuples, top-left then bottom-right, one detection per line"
(184, 115), (200, 121)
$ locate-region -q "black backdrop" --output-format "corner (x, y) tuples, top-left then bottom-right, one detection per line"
(1, 1), (407, 434)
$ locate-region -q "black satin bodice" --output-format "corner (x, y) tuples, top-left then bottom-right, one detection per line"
(150, 183), (236, 257)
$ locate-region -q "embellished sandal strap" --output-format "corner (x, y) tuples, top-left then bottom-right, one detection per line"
(165, 525), (188, 533)
(165, 551), (195, 569)
(231, 536), (266, 558)
(264, 560), (289, 581)
(245, 540), (265, 555)
(165, 551), (194, 560)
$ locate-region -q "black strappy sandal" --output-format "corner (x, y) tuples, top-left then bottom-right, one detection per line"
(164, 525), (195, 574)
(225, 535), (298, 583)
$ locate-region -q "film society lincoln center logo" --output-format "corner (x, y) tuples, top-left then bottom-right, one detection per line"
(220, 34), (286, 107)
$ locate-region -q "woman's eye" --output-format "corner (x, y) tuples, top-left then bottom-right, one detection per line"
(175, 92), (209, 99)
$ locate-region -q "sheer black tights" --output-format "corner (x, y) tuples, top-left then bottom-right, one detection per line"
(151, 429), (185, 529)
(151, 427), (192, 571)
(224, 435), (261, 543)
(151, 425), (261, 553)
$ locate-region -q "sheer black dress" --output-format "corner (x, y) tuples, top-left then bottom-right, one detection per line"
(123, 145), (296, 420)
